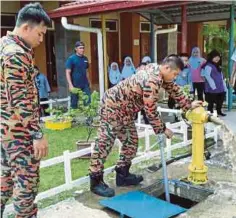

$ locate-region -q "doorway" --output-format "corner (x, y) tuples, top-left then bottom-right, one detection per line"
(90, 19), (119, 88)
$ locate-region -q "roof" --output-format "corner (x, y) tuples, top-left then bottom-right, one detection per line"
(138, 1), (235, 24)
(49, 0), (235, 23)
(48, 0), (185, 18)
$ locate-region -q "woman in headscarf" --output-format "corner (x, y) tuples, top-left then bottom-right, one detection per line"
(140, 56), (151, 66)
(202, 50), (227, 116)
(121, 56), (136, 80)
(189, 47), (206, 101)
(109, 62), (121, 88)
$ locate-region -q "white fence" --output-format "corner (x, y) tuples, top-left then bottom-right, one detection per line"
(40, 96), (71, 121)
(5, 115), (220, 214)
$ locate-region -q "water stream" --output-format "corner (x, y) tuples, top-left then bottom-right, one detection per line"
(207, 123), (236, 172)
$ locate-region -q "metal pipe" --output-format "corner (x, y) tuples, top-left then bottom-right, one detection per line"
(101, 14), (108, 90)
(61, 17), (105, 100)
(154, 25), (178, 63)
(157, 106), (182, 114)
(158, 134), (170, 202)
(150, 14), (155, 61)
(228, 3), (235, 111)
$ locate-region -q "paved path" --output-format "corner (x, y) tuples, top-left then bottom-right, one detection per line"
(221, 110), (236, 135)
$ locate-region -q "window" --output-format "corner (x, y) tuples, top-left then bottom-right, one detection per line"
(1, 14), (16, 28)
(90, 19), (118, 32)
(48, 20), (55, 30)
(105, 20), (117, 32)
(90, 20), (102, 29)
(140, 22), (150, 33)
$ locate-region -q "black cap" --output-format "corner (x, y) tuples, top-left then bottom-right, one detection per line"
(75, 41), (85, 47)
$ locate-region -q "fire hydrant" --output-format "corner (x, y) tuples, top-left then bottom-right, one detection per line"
(186, 106), (209, 184)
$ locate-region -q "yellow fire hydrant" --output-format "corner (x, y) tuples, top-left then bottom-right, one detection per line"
(186, 106), (209, 184)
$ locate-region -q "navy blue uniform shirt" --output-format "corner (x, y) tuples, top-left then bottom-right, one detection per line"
(65, 54), (89, 89)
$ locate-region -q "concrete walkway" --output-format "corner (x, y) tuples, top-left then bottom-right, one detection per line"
(221, 110), (236, 135)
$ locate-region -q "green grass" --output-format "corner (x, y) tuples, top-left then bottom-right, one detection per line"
(42, 126), (97, 159)
(40, 125), (121, 192)
(40, 126), (184, 192)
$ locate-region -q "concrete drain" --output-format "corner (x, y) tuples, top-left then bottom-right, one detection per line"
(158, 193), (197, 209)
(100, 179), (214, 218)
(142, 179), (214, 210)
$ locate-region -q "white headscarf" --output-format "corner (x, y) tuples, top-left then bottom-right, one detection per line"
(141, 56), (151, 64)
(121, 56), (136, 80)
(109, 62), (121, 85)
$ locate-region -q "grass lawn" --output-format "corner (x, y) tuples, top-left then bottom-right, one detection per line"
(40, 125), (182, 192)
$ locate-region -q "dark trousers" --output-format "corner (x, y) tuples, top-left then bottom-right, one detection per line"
(141, 109), (149, 124)
(168, 97), (176, 109)
(40, 98), (49, 116)
(71, 86), (91, 109)
(205, 92), (225, 114)
(192, 82), (205, 101)
(234, 81), (236, 94)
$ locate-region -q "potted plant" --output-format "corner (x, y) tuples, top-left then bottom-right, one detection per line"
(44, 105), (73, 130)
(70, 88), (100, 158)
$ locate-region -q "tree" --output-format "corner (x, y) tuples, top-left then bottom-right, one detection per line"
(202, 24), (231, 77)
(70, 88), (100, 142)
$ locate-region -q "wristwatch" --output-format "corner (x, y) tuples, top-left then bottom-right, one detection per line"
(32, 131), (44, 140)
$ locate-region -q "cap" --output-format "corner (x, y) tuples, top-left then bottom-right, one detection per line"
(75, 41), (85, 48)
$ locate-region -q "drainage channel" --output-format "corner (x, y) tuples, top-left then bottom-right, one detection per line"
(100, 179), (214, 218)
(141, 179), (214, 212)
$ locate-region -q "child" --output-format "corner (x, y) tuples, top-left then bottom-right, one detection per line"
(168, 53), (191, 111)
(189, 47), (206, 101)
(121, 56), (136, 80)
(34, 66), (51, 116)
(109, 62), (121, 87)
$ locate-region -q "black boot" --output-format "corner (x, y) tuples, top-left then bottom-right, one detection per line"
(218, 111), (226, 116)
(90, 173), (115, 197)
(115, 164), (143, 186)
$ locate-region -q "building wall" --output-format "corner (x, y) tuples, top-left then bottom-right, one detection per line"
(1, 1), (59, 79)
(42, 1), (59, 11)
(73, 12), (120, 62)
(73, 12), (120, 90)
(54, 19), (81, 97)
(168, 32), (178, 56)
(187, 22), (203, 55)
(120, 12), (140, 67)
(1, 1), (20, 13)
(35, 2), (59, 77)
(34, 39), (47, 75)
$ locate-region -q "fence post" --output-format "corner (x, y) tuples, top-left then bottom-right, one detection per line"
(145, 127), (150, 152)
(68, 96), (71, 110)
(137, 112), (141, 125)
(63, 150), (72, 186)
(166, 122), (171, 159)
(49, 99), (53, 117)
(182, 121), (188, 146)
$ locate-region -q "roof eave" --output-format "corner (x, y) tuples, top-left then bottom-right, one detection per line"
(48, 1), (185, 19)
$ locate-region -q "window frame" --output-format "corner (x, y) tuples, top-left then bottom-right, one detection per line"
(140, 21), (151, 33)
(1, 13), (16, 28)
(89, 18), (118, 32)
